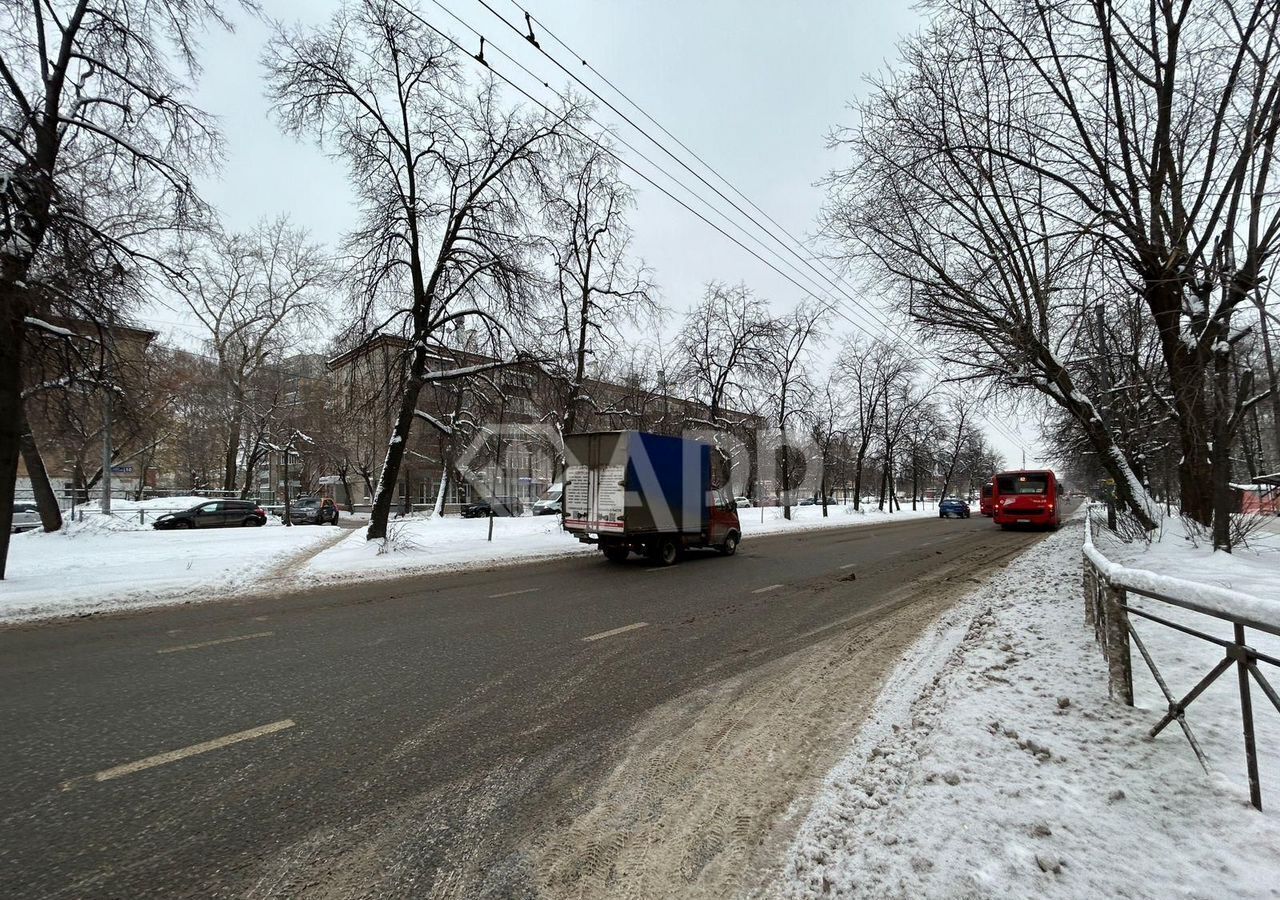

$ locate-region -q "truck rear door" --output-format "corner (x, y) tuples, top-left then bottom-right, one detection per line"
(564, 433), (626, 533)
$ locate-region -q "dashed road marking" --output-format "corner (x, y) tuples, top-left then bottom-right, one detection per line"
(839, 563), (857, 570)
(645, 567), (677, 574)
(489, 588), (541, 599)
(582, 621), (649, 642)
(63, 719), (296, 790)
(752, 584), (784, 594)
(156, 632), (274, 654)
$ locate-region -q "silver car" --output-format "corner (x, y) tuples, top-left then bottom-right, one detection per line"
(11, 502), (41, 533)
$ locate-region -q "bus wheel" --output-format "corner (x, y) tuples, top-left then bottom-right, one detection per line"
(602, 544), (629, 563)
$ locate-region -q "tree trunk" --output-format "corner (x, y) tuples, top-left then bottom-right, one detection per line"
(338, 468), (353, 512)
(0, 295), (28, 575)
(1255, 296), (1280, 469)
(1212, 346), (1235, 551)
(1148, 281), (1215, 524)
(368, 345), (428, 540)
(820, 454), (830, 517)
(18, 406), (62, 532)
(852, 449), (866, 510)
(222, 416), (242, 495)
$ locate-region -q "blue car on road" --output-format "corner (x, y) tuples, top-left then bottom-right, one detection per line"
(939, 497), (971, 519)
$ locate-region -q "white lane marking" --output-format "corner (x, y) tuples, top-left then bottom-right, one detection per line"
(752, 584), (785, 594)
(582, 621), (649, 642)
(66, 719), (296, 789)
(645, 567), (677, 574)
(839, 563), (857, 570)
(489, 587), (541, 599)
(156, 631), (274, 654)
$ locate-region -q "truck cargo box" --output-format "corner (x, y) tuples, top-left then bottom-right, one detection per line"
(563, 431), (710, 536)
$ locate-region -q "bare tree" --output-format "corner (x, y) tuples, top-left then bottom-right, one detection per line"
(830, 0), (1280, 540)
(808, 367), (851, 517)
(762, 299), (826, 518)
(181, 216), (331, 493)
(265, 0), (582, 540)
(834, 337), (891, 509)
(0, 0), (241, 576)
(936, 394), (977, 501)
(539, 140), (658, 451)
(674, 282), (773, 429)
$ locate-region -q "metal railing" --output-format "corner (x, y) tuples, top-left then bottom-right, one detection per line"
(1082, 508), (1280, 810)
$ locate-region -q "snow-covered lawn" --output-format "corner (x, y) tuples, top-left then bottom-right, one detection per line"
(0, 517), (340, 624)
(301, 503), (937, 582)
(781, 516), (1280, 899)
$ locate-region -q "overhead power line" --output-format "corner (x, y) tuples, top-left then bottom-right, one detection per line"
(475, 0), (1033, 456)
(386, 0), (1031, 457)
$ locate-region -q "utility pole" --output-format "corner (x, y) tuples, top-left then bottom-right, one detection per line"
(101, 386), (112, 515)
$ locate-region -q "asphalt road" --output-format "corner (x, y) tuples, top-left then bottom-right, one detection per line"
(0, 512), (1048, 899)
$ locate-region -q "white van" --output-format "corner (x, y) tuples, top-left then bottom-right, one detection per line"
(532, 483), (563, 516)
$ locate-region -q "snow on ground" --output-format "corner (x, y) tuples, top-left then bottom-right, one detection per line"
(0, 522), (339, 624)
(301, 503), (937, 582)
(781, 516), (1280, 900)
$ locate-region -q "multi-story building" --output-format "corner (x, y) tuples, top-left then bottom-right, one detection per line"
(17, 316), (158, 505)
(325, 335), (762, 512)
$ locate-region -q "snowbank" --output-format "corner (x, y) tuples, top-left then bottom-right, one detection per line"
(301, 503), (936, 581)
(1085, 513), (1280, 631)
(780, 520), (1280, 899)
(0, 525), (340, 624)
(1, 502), (935, 624)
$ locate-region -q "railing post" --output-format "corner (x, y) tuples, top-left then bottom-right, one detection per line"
(1234, 624), (1263, 811)
(1103, 584), (1134, 706)
(1083, 561), (1096, 627)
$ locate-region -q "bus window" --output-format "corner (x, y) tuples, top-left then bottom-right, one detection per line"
(996, 474), (1049, 495)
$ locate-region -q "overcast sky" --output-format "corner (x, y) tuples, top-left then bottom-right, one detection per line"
(166, 0), (1042, 467)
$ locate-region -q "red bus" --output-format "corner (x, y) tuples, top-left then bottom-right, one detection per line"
(992, 469), (1061, 529)
(979, 481), (994, 517)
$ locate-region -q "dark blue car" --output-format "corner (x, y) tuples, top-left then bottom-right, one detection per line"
(939, 497), (971, 519)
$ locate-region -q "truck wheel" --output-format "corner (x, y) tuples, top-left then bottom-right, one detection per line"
(602, 544), (629, 563)
(719, 532), (739, 556)
(649, 538), (681, 566)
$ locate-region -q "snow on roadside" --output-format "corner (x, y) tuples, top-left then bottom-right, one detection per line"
(0, 525), (340, 624)
(1, 502), (936, 624)
(300, 503), (937, 582)
(780, 519), (1280, 899)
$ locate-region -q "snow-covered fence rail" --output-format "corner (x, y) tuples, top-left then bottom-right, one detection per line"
(1082, 509), (1280, 810)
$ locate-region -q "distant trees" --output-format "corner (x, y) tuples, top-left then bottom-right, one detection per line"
(181, 217), (331, 494)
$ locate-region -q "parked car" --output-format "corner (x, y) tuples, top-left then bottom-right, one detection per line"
(939, 496), (971, 518)
(289, 496), (340, 525)
(461, 496), (524, 518)
(153, 499), (267, 529)
(11, 502), (41, 533)
(734, 496), (752, 508)
(531, 484), (563, 516)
